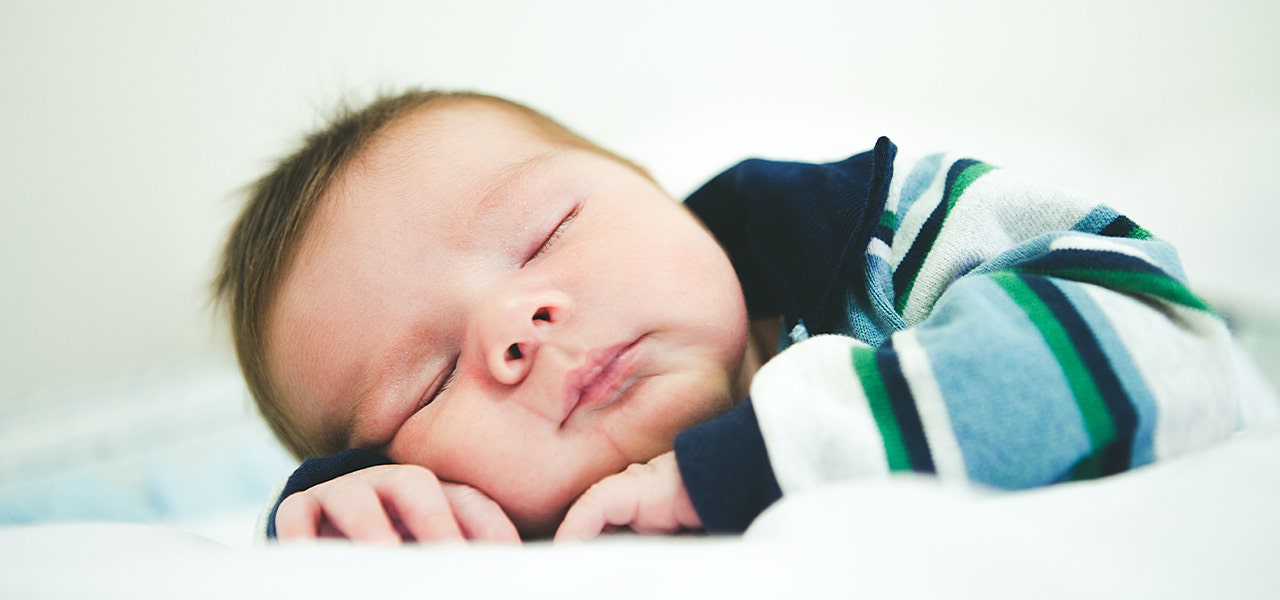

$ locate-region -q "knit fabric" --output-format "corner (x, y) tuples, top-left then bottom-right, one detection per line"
(676, 137), (1248, 532)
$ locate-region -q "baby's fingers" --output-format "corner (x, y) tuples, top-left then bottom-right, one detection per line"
(275, 492), (324, 541)
(555, 452), (701, 543)
(276, 464), (468, 545)
(554, 472), (639, 542)
(307, 477), (402, 545)
(372, 466), (466, 543)
(443, 483), (521, 543)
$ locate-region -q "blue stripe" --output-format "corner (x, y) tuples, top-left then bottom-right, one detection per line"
(913, 276), (1091, 488)
(850, 253), (902, 346)
(1020, 276), (1137, 476)
(1054, 282), (1158, 467)
(895, 153), (945, 224)
(1072, 206), (1121, 235)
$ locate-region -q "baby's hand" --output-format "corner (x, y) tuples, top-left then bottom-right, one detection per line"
(554, 451), (702, 542)
(275, 464), (520, 545)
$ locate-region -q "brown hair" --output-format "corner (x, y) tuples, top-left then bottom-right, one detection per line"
(213, 89), (645, 459)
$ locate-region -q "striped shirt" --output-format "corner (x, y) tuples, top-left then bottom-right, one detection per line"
(675, 137), (1258, 532)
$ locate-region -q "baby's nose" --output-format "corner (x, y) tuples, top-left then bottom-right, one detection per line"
(479, 293), (568, 386)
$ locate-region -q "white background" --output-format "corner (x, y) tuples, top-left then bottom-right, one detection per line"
(3, 0), (1278, 393)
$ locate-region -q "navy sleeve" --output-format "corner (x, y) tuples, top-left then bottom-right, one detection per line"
(673, 398), (783, 534)
(265, 448), (393, 539)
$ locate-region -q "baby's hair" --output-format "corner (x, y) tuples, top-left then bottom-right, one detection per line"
(213, 89), (646, 459)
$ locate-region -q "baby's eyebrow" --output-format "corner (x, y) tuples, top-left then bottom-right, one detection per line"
(469, 149), (561, 226)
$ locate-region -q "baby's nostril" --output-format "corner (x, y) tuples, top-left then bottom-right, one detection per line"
(506, 344), (523, 360)
(533, 308), (551, 322)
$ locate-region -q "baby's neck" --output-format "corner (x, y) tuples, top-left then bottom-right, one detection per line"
(738, 316), (780, 397)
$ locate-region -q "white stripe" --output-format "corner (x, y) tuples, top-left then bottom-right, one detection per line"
(1080, 285), (1239, 460)
(750, 335), (890, 495)
(901, 170), (1097, 324)
(893, 329), (968, 483)
(1049, 234), (1156, 264)
(882, 152), (908, 215)
(868, 237), (892, 263)
(884, 150), (928, 216)
(891, 154), (953, 270)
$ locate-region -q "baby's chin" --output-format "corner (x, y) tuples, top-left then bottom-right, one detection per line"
(503, 485), (581, 540)
(514, 511), (565, 540)
(502, 446), (668, 539)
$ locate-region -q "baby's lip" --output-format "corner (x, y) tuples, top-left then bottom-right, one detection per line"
(561, 338), (643, 423)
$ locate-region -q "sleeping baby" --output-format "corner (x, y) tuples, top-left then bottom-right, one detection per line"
(214, 89), (1259, 543)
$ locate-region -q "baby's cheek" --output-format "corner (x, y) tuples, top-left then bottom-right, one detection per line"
(635, 374), (734, 448)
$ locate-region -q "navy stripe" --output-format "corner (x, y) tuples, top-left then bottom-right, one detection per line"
(874, 223), (894, 243)
(1019, 248), (1166, 277)
(1099, 215), (1139, 238)
(1021, 276), (1136, 475)
(892, 158), (979, 304)
(875, 339), (936, 473)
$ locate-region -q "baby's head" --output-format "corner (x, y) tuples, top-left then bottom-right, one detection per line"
(215, 90), (754, 534)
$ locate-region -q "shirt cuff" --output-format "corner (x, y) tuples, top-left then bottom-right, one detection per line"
(674, 399), (783, 533)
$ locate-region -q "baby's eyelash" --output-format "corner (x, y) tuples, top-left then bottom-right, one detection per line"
(417, 364), (456, 412)
(527, 205), (580, 263)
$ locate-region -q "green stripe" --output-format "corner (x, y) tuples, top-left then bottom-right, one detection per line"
(895, 162), (995, 313)
(947, 162), (996, 211)
(1127, 225), (1153, 240)
(1016, 267), (1212, 313)
(990, 272), (1115, 451)
(879, 210), (897, 230)
(851, 346), (912, 471)
(1070, 453), (1104, 481)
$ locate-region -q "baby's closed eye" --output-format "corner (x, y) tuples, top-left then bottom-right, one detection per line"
(418, 362), (457, 411)
(524, 204), (580, 265)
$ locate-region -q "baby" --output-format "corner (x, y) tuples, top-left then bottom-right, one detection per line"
(216, 89), (1253, 544)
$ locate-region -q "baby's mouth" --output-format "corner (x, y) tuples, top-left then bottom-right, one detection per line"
(561, 337), (644, 423)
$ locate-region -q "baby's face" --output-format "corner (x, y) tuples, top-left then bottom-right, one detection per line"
(268, 101), (751, 535)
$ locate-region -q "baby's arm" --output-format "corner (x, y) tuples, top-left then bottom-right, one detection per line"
(665, 141), (1252, 534)
(669, 259), (1245, 534)
(268, 450), (519, 544)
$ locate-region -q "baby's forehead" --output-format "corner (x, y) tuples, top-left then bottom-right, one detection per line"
(350, 102), (641, 207)
(336, 109), (557, 204)
(375, 99), (561, 155)
(335, 110), (566, 212)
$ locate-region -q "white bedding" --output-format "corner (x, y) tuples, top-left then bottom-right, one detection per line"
(2, 424), (1278, 598)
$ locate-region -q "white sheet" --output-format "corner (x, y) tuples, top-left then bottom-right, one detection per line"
(0, 358), (296, 536)
(3, 424), (1277, 599)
